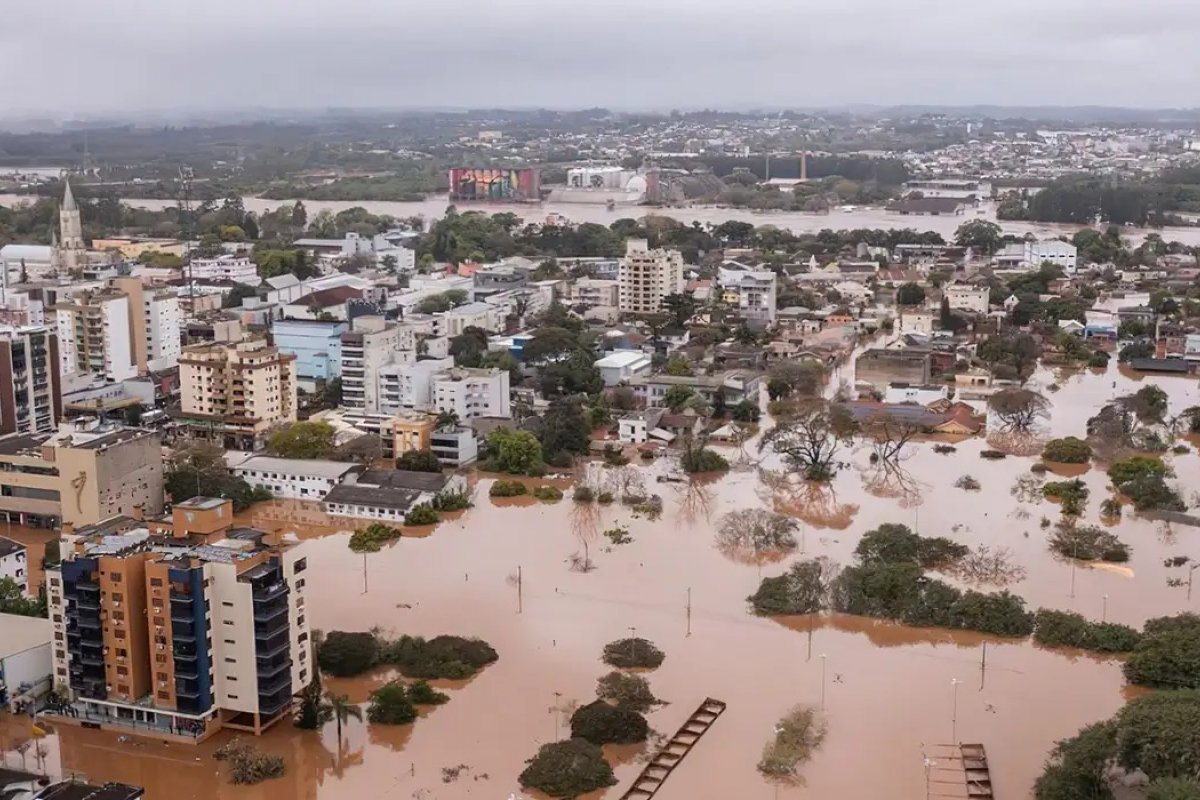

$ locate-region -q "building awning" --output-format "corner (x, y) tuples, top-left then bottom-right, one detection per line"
(648, 428), (676, 443)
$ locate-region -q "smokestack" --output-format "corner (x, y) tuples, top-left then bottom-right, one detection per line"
(800, 151), (808, 182)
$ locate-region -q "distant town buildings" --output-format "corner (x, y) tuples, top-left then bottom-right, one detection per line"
(187, 255), (260, 285)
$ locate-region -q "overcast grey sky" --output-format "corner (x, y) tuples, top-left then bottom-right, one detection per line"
(2, 0), (1197, 115)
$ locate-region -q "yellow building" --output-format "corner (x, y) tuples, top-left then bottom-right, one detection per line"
(90, 238), (188, 260)
(178, 338), (297, 449)
(390, 411), (436, 456)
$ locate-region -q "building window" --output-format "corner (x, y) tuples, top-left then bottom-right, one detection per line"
(224, 657), (236, 663)
(150, 578), (163, 587)
(222, 601), (233, 607)
(223, 620), (233, 626)
(293, 558), (307, 574)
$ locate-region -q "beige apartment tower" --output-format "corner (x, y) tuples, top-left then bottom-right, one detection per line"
(617, 238), (685, 314)
(178, 338), (297, 449)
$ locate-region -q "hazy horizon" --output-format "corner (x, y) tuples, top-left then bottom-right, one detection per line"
(3, 0), (1199, 117)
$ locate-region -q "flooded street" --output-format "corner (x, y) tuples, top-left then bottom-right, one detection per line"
(4, 364), (1200, 799)
(3, 192), (1200, 247)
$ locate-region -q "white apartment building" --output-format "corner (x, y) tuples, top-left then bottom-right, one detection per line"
(441, 302), (506, 338)
(178, 338), (297, 449)
(568, 278), (619, 308)
(944, 284), (991, 315)
(432, 367), (511, 420)
(379, 356), (455, 413)
(188, 256), (260, 285)
(143, 289), (183, 371)
(718, 264), (778, 323)
(618, 239), (684, 314)
(55, 290), (136, 383)
(232, 456), (360, 501)
(0, 536), (28, 594)
(338, 316), (416, 413)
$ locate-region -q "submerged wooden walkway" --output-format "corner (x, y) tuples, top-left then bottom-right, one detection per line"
(925, 743), (994, 800)
(617, 697), (727, 800)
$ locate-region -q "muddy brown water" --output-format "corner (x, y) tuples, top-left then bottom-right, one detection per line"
(4, 362), (1199, 799)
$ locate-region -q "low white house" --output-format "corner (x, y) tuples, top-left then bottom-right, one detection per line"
(944, 284), (990, 315)
(595, 350), (653, 387)
(233, 456), (362, 501)
(898, 310), (935, 335)
(0, 537), (27, 594)
(0, 612), (52, 711)
(618, 413), (650, 444)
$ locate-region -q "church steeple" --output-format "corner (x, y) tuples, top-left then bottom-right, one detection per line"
(59, 178), (85, 270)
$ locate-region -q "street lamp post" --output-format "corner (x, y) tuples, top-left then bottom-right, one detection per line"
(819, 653), (828, 710)
(1102, 594), (1109, 622)
(1189, 563), (1200, 602)
(951, 678), (961, 743)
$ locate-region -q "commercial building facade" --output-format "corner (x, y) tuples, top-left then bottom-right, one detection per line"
(0, 325), (62, 435)
(270, 320), (349, 385)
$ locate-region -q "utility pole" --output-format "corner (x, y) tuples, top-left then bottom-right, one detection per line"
(517, 565), (523, 614)
(819, 653), (828, 710)
(361, 552), (368, 594)
(979, 642), (987, 690)
(1102, 594), (1108, 622)
(685, 587), (691, 637)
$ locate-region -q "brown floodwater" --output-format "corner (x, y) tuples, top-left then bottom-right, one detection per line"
(5, 362), (1200, 800)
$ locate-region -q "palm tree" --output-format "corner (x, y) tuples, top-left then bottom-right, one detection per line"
(325, 691), (362, 744)
(435, 410), (460, 431)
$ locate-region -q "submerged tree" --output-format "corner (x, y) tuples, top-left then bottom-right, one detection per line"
(760, 400), (858, 481)
(715, 508), (799, 564)
(988, 388), (1051, 434)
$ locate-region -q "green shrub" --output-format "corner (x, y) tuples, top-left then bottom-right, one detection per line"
(396, 449), (443, 473)
(679, 446), (730, 473)
(367, 681), (417, 724)
(519, 739), (616, 798)
(853, 524), (968, 570)
(1100, 498), (1123, 519)
(407, 680), (449, 706)
(596, 671), (659, 713)
(348, 522), (402, 553)
(217, 739), (287, 785)
(946, 590), (1034, 637)
(380, 634), (498, 680)
(602, 638), (665, 669)
(430, 489), (472, 512)
(603, 526), (632, 545)
(1148, 778), (1200, 800)
(758, 705), (827, 777)
(1109, 455), (1170, 487)
(1043, 479), (1090, 516)
(1120, 473), (1186, 512)
(317, 631), (378, 677)
(1049, 524), (1130, 563)
(489, 480), (528, 497)
(1042, 437), (1092, 464)
(749, 559), (837, 616)
(597, 491), (615, 504)
(404, 503), (439, 526)
(1088, 351), (1110, 368)
(1125, 614), (1200, 688)
(980, 449), (1007, 460)
(1033, 609), (1141, 653)
(570, 700), (649, 745)
(532, 485), (564, 502)
(573, 486), (595, 503)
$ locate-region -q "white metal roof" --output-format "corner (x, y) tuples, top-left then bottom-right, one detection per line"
(233, 455), (360, 480)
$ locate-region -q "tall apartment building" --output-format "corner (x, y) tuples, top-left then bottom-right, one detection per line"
(55, 290), (136, 384)
(111, 278), (182, 373)
(0, 325), (62, 435)
(378, 356), (454, 414)
(432, 367), (511, 420)
(178, 339), (297, 449)
(0, 418), (165, 528)
(617, 239), (684, 315)
(718, 264), (778, 324)
(338, 316), (415, 413)
(55, 280), (181, 382)
(47, 497), (311, 740)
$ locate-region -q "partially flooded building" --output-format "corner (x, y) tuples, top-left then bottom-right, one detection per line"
(45, 497), (311, 741)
